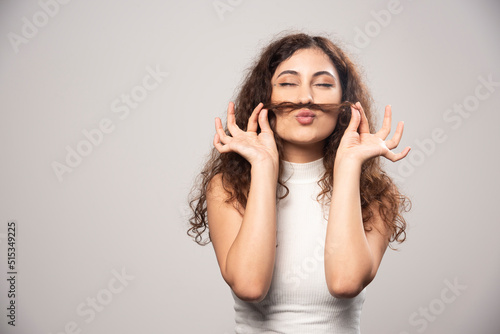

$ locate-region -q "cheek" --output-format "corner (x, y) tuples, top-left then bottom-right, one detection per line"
(273, 112), (287, 133)
(319, 90), (342, 104)
(318, 113), (340, 133)
(274, 113), (300, 140)
(270, 89), (284, 102)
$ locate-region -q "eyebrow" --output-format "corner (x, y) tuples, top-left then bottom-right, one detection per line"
(276, 70), (336, 80)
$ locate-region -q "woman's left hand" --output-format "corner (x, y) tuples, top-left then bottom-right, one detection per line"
(336, 102), (411, 165)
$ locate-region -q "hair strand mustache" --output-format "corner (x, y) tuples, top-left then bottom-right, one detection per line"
(262, 101), (353, 115)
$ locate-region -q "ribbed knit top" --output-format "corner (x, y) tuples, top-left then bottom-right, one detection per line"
(232, 157), (366, 334)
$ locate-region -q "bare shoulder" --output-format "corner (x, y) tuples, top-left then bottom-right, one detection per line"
(365, 199), (392, 239)
(364, 198), (393, 282)
(207, 173), (231, 201)
(206, 173), (244, 282)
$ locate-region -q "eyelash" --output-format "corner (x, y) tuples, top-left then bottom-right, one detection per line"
(278, 83), (334, 88)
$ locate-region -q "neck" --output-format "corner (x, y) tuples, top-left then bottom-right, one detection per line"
(282, 140), (325, 163)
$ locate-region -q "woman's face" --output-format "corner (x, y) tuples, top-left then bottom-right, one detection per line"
(270, 47), (342, 161)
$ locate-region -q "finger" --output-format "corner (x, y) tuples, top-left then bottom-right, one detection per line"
(258, 108), (273, 133)
(226, 101), (243, 136)
(213, 133), (230, 154)
(356, 102), (371, 134)
(215, 117), (231, 145)
(385, 121), (404, 150)
(375, 105), (392, 139)
(384, 146), (411, 162)
(346, 104), (361, 132)
(247, 102), (263, 132)
(213, 132), (221, 150)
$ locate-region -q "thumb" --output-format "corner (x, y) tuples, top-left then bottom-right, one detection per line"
(258, 108), (273, 133)
(346, 106), (361, 132)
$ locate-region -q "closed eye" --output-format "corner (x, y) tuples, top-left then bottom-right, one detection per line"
(277, 83), (334, 87)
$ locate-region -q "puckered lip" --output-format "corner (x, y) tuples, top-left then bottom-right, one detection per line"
(295, 109), (316, 117)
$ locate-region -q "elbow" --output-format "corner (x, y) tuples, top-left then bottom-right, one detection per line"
(222, 262), (272, 303)
(231, 281), (269, 303)
(222, 266), (271, 303)
(327, 278), (365, 299)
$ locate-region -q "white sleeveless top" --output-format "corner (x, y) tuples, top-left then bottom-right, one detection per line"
(232, 157), (366, 333)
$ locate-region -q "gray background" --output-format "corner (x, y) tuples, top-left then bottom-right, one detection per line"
(1, 0), (499, 333)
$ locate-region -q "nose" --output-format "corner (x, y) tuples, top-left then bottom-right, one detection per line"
(297, 85), (313, 104)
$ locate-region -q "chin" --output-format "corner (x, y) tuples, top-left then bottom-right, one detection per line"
(290, 130), (332, 143)
(287, 136), (328, 146)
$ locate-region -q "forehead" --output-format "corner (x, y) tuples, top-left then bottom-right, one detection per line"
(273, 48), (337, 77)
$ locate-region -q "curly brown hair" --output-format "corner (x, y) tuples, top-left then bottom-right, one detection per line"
(187, 32), (411, 249)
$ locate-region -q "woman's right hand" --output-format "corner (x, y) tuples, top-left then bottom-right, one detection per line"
(214, 102), (279, 170)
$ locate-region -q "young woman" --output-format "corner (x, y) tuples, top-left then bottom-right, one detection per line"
(187, 32), (412, 333)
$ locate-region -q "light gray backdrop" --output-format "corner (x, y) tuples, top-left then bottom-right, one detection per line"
(1, 0), (499, 333)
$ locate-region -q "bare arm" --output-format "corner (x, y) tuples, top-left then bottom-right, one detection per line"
(324, 102), (411, 298)
(324, 157), (390, 298)
(207, 102), (279, 302)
